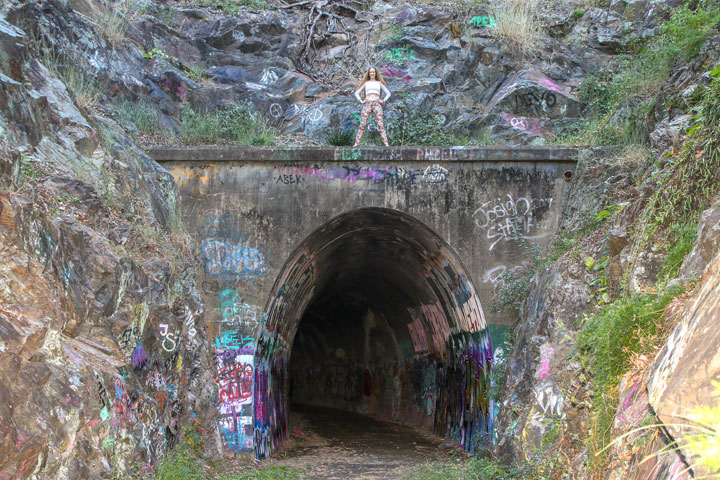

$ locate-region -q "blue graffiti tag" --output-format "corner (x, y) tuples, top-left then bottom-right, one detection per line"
(201, 239), (267, 281)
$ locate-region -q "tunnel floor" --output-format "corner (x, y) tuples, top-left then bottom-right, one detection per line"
(254, 405), (460, 479)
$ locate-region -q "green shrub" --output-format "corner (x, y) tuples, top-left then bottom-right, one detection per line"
(199, 0), (267, 14)
(578, 286), (686, 472)
(568, 4), (720, 145)
(118, 101), (158, 135)
(400, 456), (542, 480)
(151, 450), (206, 480)
(489, 270), (531, 315)
(657, 222), (698, 284)
(326, 126), (355, 146)
(388, 112), (454, 145)
(219, 465), (305, 480)
(179, 105), (275, 146)
(579, 286), (684, 391)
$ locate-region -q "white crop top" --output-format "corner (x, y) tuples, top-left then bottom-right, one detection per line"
(355, 81), (391, 102)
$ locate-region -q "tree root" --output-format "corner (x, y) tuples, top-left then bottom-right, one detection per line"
(280, 0), (376, 85)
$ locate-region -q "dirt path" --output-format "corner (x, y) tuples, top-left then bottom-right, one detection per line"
(260, 405), (462, 479)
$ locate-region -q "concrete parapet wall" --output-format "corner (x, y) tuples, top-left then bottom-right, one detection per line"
(147, 145), (580, 163)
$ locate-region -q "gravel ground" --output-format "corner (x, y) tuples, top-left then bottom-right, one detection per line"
(230, 405), (464, 480)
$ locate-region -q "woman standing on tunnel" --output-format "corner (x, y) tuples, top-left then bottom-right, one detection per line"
(353, 66), (391, 147)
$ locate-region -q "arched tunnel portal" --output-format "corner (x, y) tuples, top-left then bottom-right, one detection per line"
(253, 207), (494, 458)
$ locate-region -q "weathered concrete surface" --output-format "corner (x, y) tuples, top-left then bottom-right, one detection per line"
(149, 145), (579, 458)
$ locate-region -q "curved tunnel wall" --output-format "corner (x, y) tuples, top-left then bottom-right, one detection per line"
(253, 208), (494, 458)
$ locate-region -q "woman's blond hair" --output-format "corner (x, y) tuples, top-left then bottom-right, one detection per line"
(357, 66), (387, 90)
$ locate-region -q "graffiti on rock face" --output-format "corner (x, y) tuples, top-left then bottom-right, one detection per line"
(469, 15), (497, 27)
(381, 65), (412, 83)
(532, 382), (565, 418)
(503, 114), (553, 137)
(288, 104), (323, 124)
(385, 46), (416, 61)
(536, 344), (554, 380)
(513, 90), (557, 110)
(158, 324), (178, 352)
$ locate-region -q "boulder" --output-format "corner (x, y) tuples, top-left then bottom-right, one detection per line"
(647, 250), (720, 479)
(0, 17), (25, 81)
(679, 197), (720, 279)
(484, 67), (584, 120)
(649, 115), (691, 156)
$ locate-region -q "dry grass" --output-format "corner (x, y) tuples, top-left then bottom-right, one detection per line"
(92, 0), (129, 46)
(612, 144), (651, 180)
(488, 0), (544, 56)
(29, 33), (101, 110)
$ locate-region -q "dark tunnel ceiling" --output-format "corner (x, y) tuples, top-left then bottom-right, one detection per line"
(263, 207), (487, 358)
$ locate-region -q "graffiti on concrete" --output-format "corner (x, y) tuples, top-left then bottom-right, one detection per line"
(201, 214), (268, 284)
(170, 164), (220, 188)
(202, 240), (266, 281)
(472, 194), (553, 250)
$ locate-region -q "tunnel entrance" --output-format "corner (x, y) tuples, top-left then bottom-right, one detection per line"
(253, 208), (494, 458)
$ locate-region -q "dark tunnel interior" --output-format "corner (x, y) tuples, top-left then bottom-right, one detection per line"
(288, 252), (434, 419)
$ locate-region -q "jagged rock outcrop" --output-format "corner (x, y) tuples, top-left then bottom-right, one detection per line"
(0, 12), (211, 480)
(494, 248), (593, 473)
(2, 0), (608, 147)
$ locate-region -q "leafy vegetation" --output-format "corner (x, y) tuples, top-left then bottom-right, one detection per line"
(199, 0), (267, 14)
(118, 101), (158, 135)
(179, 105), (275, 146)
(579, 286), (684, 396)
(326, 126), (355, 146)
(144, 450), (304, 480)
(489, 270), (531, 315)
(641, 67), (720, 235)
(564, 3), (720, 145)
(387, 111), (455, 146)
(401, 456), (549, 480)
(656, 222), (698, 285)
(219, 466), (305, 480)
(29, 36), (101, 110)
(150, 450), (206, 480)
(577, 285), (687, 471)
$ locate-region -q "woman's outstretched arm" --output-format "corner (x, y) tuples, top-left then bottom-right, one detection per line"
(380, 83), (391, 103)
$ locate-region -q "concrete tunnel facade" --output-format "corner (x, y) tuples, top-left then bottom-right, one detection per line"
(149, 145), (579, 458)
